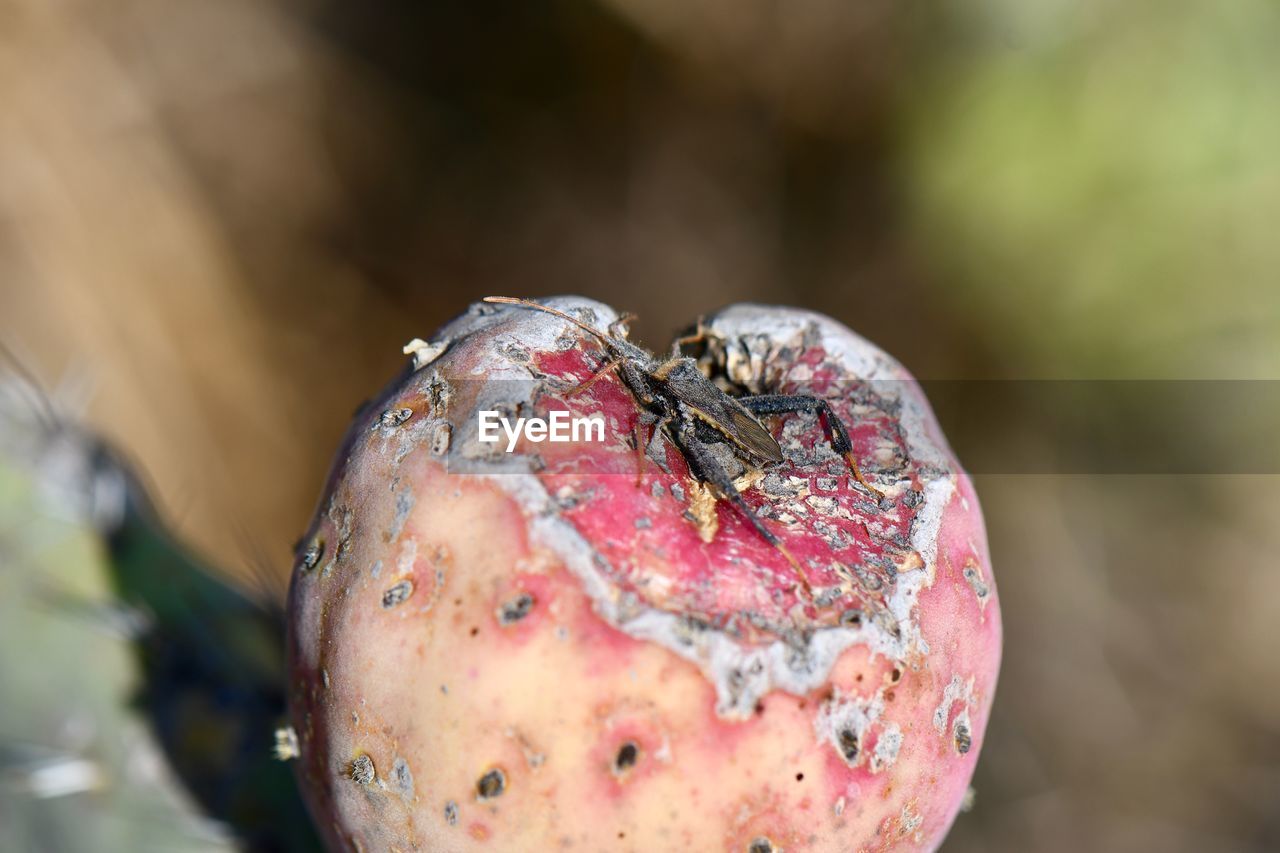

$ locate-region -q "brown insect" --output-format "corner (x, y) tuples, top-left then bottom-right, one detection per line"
(483, 297), (884, 586)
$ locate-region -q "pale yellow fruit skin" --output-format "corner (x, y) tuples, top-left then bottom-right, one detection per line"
(290, 461), (998, 852)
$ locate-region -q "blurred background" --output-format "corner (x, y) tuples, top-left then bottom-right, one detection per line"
(2, 0), (1278, 850)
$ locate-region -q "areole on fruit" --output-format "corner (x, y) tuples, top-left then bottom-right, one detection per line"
(286, 297), (1001, 852)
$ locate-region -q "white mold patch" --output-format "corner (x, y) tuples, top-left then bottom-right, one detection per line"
(396, 537), (418, 577)
(815, 692), (883, 768)
(900, 802), (924, 837)
(430, 422), (452, 456)
(933, 673), (976, 736)
(871, 722), (903, 772)
(387, 485), (415, 543)
(814, 692), (904, 773)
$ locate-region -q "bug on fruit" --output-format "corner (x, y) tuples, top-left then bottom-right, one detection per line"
(482, 297), (884, 582)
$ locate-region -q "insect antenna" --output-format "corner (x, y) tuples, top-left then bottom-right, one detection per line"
(482, 296), (615, 346)
(0, 341), (59, 431)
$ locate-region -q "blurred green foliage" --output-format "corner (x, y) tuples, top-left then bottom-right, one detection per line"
(0, 391), (319, 853)
(0, 448), (233, 851)
(904, 0), (1280, 378)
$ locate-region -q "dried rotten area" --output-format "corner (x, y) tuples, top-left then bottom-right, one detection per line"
(528, 333), (928, 635)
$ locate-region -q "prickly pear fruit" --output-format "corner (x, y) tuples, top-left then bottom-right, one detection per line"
(286, 298), (1000, 852)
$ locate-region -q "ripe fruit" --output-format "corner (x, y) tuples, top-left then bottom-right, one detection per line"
(287, 298), (1001, 851)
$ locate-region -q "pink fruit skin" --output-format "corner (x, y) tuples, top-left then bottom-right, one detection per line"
(287, 298), (1001, 852)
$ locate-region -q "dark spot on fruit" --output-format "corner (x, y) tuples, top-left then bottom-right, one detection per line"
(444, 800), (459, 825)
(454, 598), (462, 606)
(302, 539), (324, 571)
(498, 593), (535, 625)
(476, 768), (505, 800)
(618, 832), (626, 839)
(890, 667), (902, 683)
(380, 407), (413, 428)
(886, 690), (896, 702)
(392, 757), (413, 797)
(749, 837), (775, 853)
(348, 754), (375, 785)
(382, 580), (414, 609)
(795, 772), (804, 782)
(470, 626), (480, 637)
(963, 564), (990, 601)
(838, 728), (859, 763)
(613, 742), (639, 774)
(955, 721), (972, 754)
(754, 701), (766, 715)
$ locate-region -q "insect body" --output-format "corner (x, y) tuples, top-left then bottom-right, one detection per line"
(482, 297), (883, 586)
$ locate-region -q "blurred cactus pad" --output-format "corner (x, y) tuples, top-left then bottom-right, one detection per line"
(0, 383), (318, 853)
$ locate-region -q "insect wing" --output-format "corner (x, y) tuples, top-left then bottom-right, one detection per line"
(659, 359), (785, 464)
(665, 370), (784, 463)
(718, 398), (786, 463)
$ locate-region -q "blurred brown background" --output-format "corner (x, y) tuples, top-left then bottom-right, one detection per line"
(2, 1), (1278, 850)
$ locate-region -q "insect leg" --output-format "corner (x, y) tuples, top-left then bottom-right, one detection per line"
(617, 359), (659, 409)
(676, 418), (773, 542)
(612, 360), (667, 485)
(564, 357), (624, 397)
(632, 412), (671, 487)
(608, 312), (637, 339)
(631, 419), (646, 486)
(739, 394), (885, 499)
(668, 316), (708, 358)
(674, 415), (812, 596)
